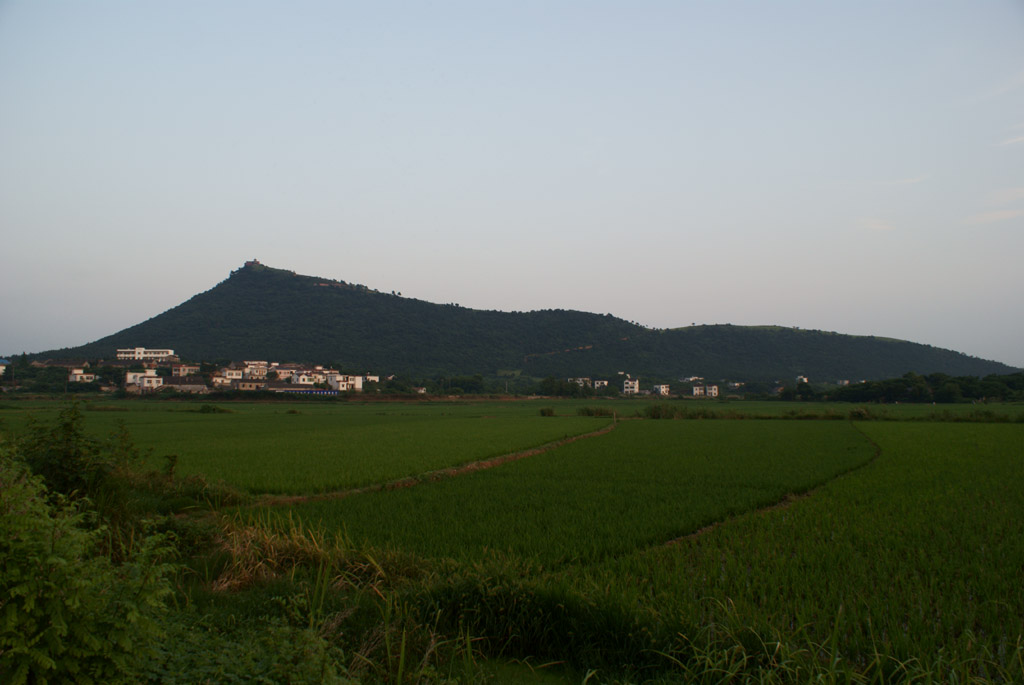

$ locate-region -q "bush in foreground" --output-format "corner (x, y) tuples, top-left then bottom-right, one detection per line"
(0, 450), (175, 684)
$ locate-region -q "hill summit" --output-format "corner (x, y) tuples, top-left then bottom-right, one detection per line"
(38, 262), (1018, 381)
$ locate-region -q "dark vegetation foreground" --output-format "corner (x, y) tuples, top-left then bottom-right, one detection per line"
(1, 400), (1022, 683)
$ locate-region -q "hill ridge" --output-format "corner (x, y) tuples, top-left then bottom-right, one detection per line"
(27, 262), (1019, 381)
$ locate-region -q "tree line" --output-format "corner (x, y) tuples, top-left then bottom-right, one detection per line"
(781, 372), (1024, 403)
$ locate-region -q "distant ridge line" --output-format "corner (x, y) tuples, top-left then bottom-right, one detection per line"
(24, 262), (1019, 381)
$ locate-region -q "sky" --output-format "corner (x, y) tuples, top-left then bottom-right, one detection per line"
(1, 1), (1022, 368)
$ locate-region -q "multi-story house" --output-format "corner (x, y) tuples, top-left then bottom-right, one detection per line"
(171, 363), (200, 377)
(68, 368), (96, 383)
(126, 369), (163, 391)
(243, 361), (269, 379)
(116, 347), (176, 362)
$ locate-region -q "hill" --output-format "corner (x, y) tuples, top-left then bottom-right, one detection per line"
(31, 262), (1018, 381)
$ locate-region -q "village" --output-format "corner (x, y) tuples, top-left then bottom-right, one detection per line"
(569, 375), (725, 398)
(1, 347), (738, 398)
(55, 347), (384, 396)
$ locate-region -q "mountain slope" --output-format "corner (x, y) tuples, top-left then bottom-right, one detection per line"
(522, 325), (1015, 381)
(46, 263), (642, 374)
(36, 263), (1018, 380)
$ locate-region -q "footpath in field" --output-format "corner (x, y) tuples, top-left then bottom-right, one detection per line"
(663, 421), (883, 546)
(70, 403), (615, 494)
(258, 420), (878, 564)
(566, 421), (1024, 678)
(255, 420), (619, 506)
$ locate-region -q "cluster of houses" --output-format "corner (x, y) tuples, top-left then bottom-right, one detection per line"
(62, 348), (381, 396)
(205, 360), (379, 394)
(8, 346), (805, 399)
(570, 374), (722, 398)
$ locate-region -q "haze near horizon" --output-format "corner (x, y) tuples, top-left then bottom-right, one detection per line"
(1, 2), (1022, 367)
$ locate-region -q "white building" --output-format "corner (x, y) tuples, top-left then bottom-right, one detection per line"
(211, 375), (232, 388)
(222, 368), (244, 381)
(171, 363), (200, 377)
(693, 384), (718, 397)
(623, 378), (640, 395)
(126, 369), (163, 391)
(116, 347), (175, 361)
(653, 384), (670, 396)
(243, 361), (269, 379)
(68, 368), (96, 383)
(593, 380), (608, 389)
(326, 374), (365, 392)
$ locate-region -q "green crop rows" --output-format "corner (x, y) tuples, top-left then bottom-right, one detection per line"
(4, 398), (1021, 681)
(568, 422), (1024, 675)
(264, 420), (875, 563)
(0, 401), (610, 493)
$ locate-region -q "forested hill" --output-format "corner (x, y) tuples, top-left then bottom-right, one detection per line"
(37, 263), (1018, 380)
(521, 325), (1017, 382)
(43, 263), (642, 374)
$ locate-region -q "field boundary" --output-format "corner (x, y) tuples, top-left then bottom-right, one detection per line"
(664, 422), (883, 546)
(253, 421), (619, 507)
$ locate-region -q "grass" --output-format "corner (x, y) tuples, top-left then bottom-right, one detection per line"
(563, 422), (1024, 679)
(1, 401), (610, 494)
(252, 420), (875, 564)
(4, 398), (1022, 682)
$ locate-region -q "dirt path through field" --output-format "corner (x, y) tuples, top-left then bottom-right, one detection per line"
(254, 421), (619, 508)
(664, 422), (883, 546)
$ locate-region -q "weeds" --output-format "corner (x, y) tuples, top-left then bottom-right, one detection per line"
(5, 400), (1022, 683)
(577, 406), (616, 417)
(196, 403), (232, 414)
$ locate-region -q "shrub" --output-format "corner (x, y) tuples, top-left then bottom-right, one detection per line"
(197, 404), (232, 414)
(644, 403), (680, 419)
(16, 403), (154, 557)
(577, 406), (615, 417)
(847, 406), (875, 421)
(0, 450), (176, 684)
(19, 402), (111, 499)
(539, 407), (555, 417)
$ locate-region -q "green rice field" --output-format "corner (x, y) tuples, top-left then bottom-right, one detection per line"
(2, 397), (1022, 682)
(568, 422), (1024, 674)
(262, 420), (875, 563)
(0, 400), (610, 493)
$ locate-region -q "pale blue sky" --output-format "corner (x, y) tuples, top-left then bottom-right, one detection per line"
(1, 1), (1022, 367)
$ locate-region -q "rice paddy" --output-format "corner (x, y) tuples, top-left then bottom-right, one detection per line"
(4, 397), (1021, 681)
(261, 420), (875, 563)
